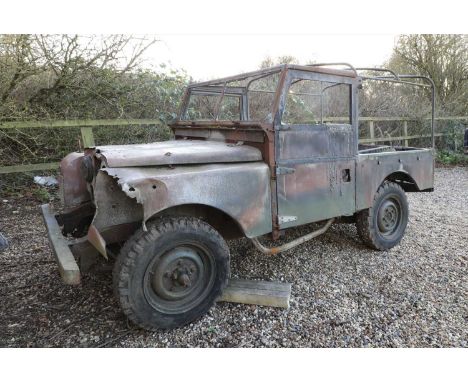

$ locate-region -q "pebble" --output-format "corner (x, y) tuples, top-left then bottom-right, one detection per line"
(0, 167), (466, 347)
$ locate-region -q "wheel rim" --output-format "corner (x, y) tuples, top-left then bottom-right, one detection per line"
(143, 243), (215, 314)
(377, 197), (402, 237)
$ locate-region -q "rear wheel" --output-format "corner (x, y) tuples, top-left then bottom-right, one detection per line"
(113, 216), (230, 330)
(356, 181), (408, 250)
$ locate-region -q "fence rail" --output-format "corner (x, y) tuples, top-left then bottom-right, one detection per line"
(0, 117), (467, 174)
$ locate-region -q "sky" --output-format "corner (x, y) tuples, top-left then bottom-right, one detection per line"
(145, 34), (399, 81)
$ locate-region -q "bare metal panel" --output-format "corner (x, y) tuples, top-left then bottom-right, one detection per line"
(96, 140), (262, 168)
(279, 125), (329, 159)
(102, 162), (272, 238)
(276, 121), (356, 228)
(278, 124), (353, 160)
(356, 149), (434, 210)
(277, 160), (356, 228)
(92, 171), (143, 230)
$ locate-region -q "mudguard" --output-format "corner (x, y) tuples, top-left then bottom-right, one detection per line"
(91, 162), (272, 240)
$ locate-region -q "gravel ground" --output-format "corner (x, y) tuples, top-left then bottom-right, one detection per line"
(0, 166), (467, 347)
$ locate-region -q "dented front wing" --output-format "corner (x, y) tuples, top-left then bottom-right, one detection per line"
(87, 162), (273, 257)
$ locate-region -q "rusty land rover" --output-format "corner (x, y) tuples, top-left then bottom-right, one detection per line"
(42, 63), (435, 329)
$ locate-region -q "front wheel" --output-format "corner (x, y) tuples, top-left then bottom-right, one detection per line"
(356, 181), (409, 250)
(113, 216), (230, 330)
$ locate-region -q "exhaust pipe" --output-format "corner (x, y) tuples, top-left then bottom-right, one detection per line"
(250, 218), (335, 255)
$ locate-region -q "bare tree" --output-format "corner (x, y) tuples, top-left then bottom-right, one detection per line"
(0, 35), (42, 103)
(31, 35), (157, 103)
(0, 34), (157, 119)
(388, 34), (468, 115)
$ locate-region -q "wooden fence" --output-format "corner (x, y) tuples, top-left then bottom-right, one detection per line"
(0, 116), (467, 174)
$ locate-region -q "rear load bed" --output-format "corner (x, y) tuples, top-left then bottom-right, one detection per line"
(356, 148), (434, 211)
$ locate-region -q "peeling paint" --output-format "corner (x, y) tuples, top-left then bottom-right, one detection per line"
(95, 162), (273, 239)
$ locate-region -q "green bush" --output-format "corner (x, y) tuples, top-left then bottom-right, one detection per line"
(436, 150), (468, 166)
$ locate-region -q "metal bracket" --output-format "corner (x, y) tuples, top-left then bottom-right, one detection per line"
(276, 167), (295, 175)
(278, 215), (298, 224)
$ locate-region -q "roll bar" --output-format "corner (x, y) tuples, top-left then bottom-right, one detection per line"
(307, 63), (358, 76)
(355, 70), (436, 148)
(355, 68), (400, 81)
(287, 64), (435, 147)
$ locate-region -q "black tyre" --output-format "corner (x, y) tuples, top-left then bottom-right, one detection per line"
(356, 181), (409, 250)
(113, 216), (230, 330)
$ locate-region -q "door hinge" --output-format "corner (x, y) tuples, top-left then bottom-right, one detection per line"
(276, 166), (295, 175)
(278, 215), (298, 224)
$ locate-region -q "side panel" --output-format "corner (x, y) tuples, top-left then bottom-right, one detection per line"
(277, 124), (356, 228)
(274, 69), (359, 229)
(356, 149), (434, 210)
(101, 162), (272, 238)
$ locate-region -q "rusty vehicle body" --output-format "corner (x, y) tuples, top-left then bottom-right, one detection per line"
(42, 63), (435, 329)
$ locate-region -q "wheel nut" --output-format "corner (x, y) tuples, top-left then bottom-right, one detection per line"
(179, 273), (190, 287)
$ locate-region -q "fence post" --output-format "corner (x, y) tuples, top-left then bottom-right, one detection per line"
(369, 120), (375, 144)
(80, 127), (95, 148)
(403, 120), (408, 147)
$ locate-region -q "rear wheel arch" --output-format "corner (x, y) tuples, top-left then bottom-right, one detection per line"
(385, 171), (419, 192)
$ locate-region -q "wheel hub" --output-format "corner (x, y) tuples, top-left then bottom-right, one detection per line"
(377, 199), (399, 234)
(150, 246), (204, 301)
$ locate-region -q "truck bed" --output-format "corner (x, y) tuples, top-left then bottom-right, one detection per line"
(356, 146), (434, 211)
(358, 144), (427, 154)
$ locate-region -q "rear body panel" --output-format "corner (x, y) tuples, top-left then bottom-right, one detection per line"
(356, 148), (434, 210)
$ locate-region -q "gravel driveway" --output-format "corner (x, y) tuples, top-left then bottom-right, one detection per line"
(0, 166), (466, 347)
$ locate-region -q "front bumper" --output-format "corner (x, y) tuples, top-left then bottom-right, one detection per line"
(41, 204), (81, 285)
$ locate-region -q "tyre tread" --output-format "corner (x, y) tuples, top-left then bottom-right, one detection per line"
(113, 216), (229, 330)
(356, 181), (407, 251)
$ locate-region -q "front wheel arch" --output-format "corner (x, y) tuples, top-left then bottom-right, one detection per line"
(147, 203), (246, 240)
